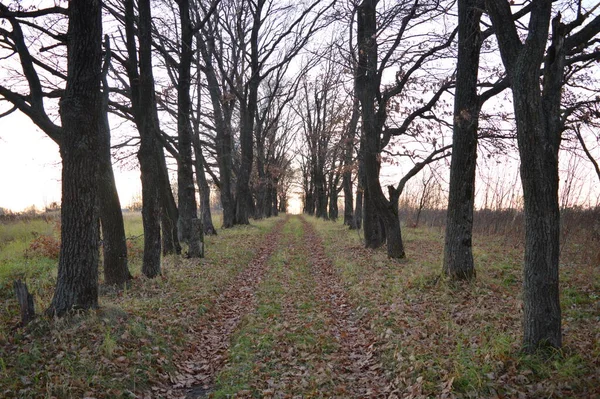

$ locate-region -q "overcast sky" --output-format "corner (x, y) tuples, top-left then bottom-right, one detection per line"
(0, 111), (142, 212)
(1, 0), (599, 213)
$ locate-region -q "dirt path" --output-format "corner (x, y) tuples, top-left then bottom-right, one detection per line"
(161, 215), (391, 398)
(161, 216), (289, 399)
(299, 215), (391, 397)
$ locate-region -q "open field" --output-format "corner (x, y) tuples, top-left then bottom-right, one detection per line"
(1, 212), (599, 398)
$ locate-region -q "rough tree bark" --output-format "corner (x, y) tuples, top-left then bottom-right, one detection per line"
(356, 0), (404, 258)
(48, 0), (102, 315)
(0, 6), (131, 288)
(192, 135), (218, 235)
(14, 280), (35, 325)
(195, 29), (236, 228)
(443, 0), (482, 281)
(158, 151), (181, 256)
(177, 0), (203, 257)
(125, 0), (162, 278)
(100, 35), (131, 287)
(352, 137), (365, 230)
(233, 2), (263, 225)
(192, 67), (217, 235)
(343, 97), (359, 227)
(485, 0), (561, 351)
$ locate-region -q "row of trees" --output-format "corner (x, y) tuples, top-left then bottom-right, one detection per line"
(296, 0), (600, 353)
(1, 0), (599, 353)
(0, 0), (326, 312)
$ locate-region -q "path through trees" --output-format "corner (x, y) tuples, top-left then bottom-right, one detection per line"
(158, 215), (392, 398)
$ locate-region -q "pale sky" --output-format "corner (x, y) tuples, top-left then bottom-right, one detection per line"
(0, 112), (142, 212)
(1, 0), (598, 213)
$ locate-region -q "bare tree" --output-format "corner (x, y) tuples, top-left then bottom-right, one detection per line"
(485, 0), (600, 352)
(443, 0), (481, 280)
(123, 0), (164, 277)
(0, 4), (131, 288)
(47, 0), (103, 315)
(355, 0), (455, 258)
(296, 63), (350, 220)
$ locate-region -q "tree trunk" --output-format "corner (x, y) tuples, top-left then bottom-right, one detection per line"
(328, 183), (338, 221)
(385, 188), (405, 257)
(234, 141), (252, 226)
(235, 79), (259, 225)
(14, 280), (35, 325)
(98, 153), (131, 286)
(48, 0), (102, 316)
(271, 183), (279, 216)
(192, 52), (217, 236)
(255, 155), (267, 220)
(443, 0), (481, 281)
(99, 35), (130, 287)
(158, 150), (181, 256)
(356, 0), (404, 258)
(342, 172), (353, 225)
(126, 0), (164, 278)
(196, 34), (235, 228)
(363, 189), (385, 248)
(485, 0), (561, 352)
(343, 97), (359, 226)
(315, 171), (328, 219)
(352, 139), (364, 230)
(138, 141), (162, 278)
(177, 0), (203, 258)
(192, 138), (217, 235)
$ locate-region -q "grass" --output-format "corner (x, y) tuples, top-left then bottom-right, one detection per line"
(1, 212), (598, 398)
(0, 212), (281, 398)
(309, 216), (600, 398)
(213, 217), (339, 397)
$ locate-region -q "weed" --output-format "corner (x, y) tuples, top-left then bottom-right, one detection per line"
(101, 330), (117, 357)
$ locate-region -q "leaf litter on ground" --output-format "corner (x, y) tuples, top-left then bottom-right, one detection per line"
(1, 214), (598, 398)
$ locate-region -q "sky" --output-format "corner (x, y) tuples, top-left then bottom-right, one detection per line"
(1, 0), (599, 213)
(0, 112), (142, 212)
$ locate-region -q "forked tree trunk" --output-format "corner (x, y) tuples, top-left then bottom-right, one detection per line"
(485, 0), (563, 352)
(356, 0), (404, 258)
(48, 0), (102, 316)
(443, 0), (482, 281)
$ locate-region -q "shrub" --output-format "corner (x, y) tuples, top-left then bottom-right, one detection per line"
(24, 233), (61, 260)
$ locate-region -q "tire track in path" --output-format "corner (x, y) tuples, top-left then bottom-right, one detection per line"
(299, 215), (393, 398)
(159, 215), (289, 399)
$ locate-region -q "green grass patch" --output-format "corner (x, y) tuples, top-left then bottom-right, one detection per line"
(0, 213), (282, 398)
(305, 215), (600, 398)
(213, 216), (338, 397)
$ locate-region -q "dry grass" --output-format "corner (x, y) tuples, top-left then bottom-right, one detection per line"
(1, 211), (598, 398)
(0, 213), (281, 398)
(310, 216), (600, 398)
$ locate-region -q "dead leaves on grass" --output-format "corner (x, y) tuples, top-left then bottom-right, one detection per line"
(161, 216), (290, 398)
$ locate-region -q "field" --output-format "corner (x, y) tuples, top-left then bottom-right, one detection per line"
(0, 212), (599, 398)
